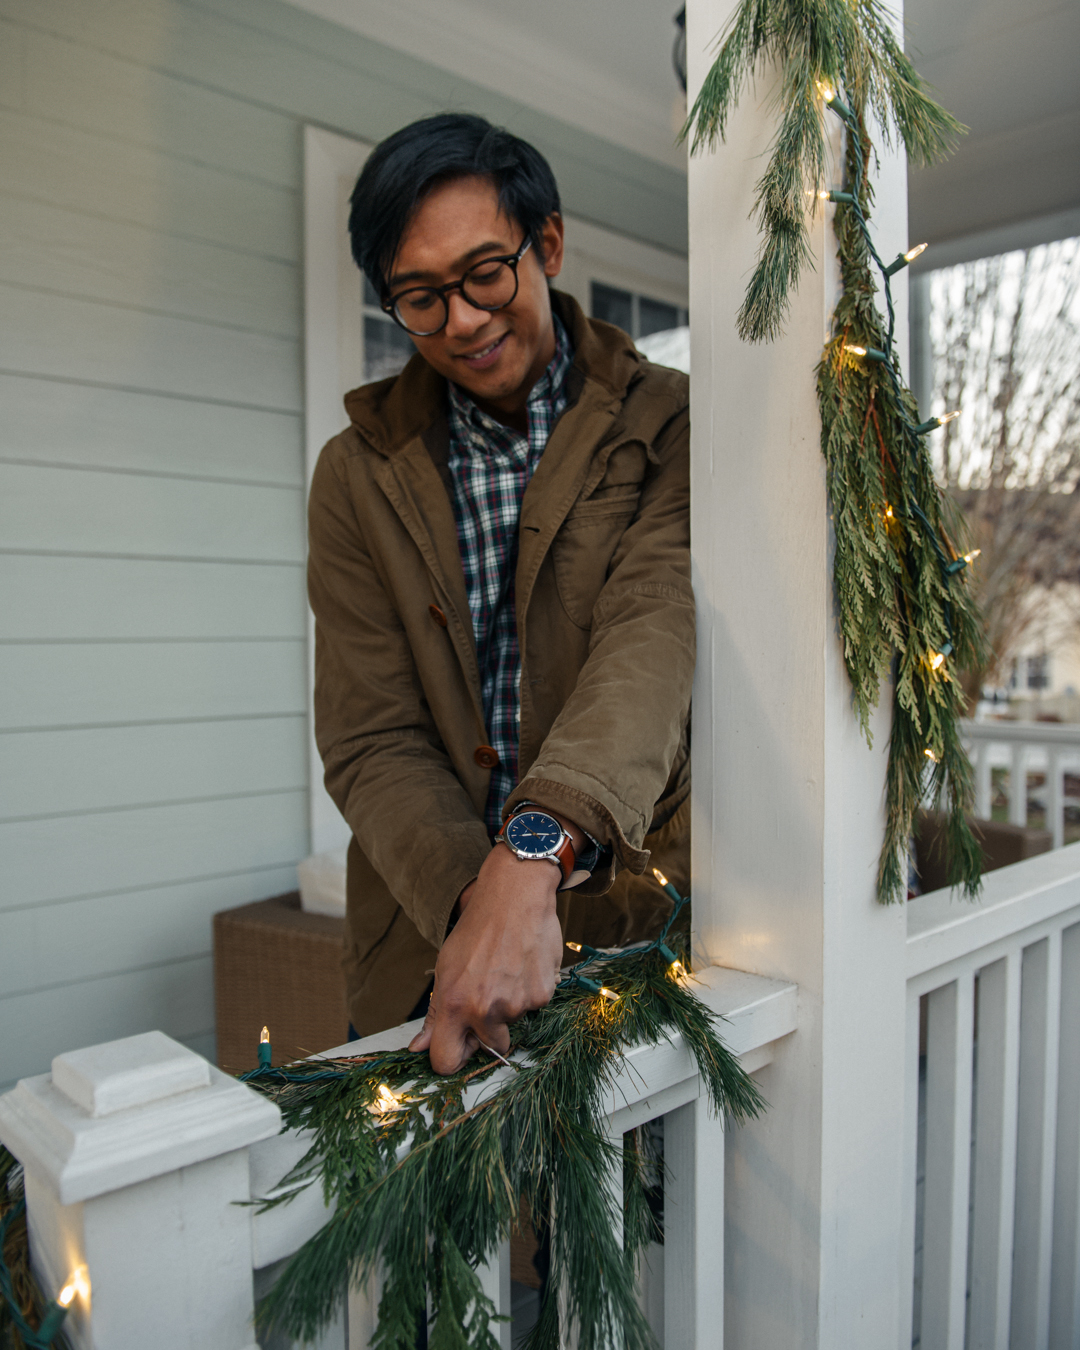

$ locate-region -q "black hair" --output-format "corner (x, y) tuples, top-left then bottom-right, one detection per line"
(348, 113), (561, 298)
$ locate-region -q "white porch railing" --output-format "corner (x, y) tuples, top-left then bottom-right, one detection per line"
(961, 718), (1080, 848)
(903, 842), (1080, 1349)
(0, 965), (796, 1350)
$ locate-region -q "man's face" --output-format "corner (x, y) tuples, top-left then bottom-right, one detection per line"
(386, 175), (565, 422)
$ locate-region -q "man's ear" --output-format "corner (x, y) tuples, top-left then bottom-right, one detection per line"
(540, 212), (565, 279)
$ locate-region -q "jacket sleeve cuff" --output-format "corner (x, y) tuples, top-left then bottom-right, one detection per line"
(408, 822), (492, 949)
(503, 776), (651, 886)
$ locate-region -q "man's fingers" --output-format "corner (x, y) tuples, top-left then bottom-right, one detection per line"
(407, 1000), (437, 1053)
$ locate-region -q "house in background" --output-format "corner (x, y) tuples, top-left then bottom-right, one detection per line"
(2, 0), (1079, 1098)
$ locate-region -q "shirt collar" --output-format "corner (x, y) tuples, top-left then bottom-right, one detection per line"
(447, 315), (573, 443)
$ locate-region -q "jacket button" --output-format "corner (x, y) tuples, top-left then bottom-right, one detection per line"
(474, 745), (500, 770)
(428, 604), (448, 627)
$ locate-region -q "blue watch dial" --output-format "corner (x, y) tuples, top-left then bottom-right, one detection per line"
(505, 811), (562, 856)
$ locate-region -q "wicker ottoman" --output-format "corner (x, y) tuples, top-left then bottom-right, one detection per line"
(213, 892), (347, 1074)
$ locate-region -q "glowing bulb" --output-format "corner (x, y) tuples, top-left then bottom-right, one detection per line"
(904, 243), (928, 262)
(929, 650), (945, 671)
(816, 79), (837, 101)
(652, 868), (669, 887)
(566, 941), (582, 953)
(939, 410), (960, 425)
(964, 549), (981, 563)
(670, 960), (686, 980)
(925, 748), (939, 763)
(599, 988), (620, 1003)
(370, 1083), (400, 1116)
(847, 344), (867, 356)
(818, 188), (832, 200)
(58, 1267), (89, 1306)
(260, 1026), (269, 1044)
(884, 504), (894, 521)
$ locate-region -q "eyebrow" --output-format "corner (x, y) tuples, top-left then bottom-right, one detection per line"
(388, 239), (513, 290)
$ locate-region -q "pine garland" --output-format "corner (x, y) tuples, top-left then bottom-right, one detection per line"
(0, 1148), (70, 1350)
(683, 0), (987, 900)
(246, 940), (763, 1349)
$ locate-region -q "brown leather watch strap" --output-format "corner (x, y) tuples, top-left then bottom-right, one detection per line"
(551, 831), (576, 885)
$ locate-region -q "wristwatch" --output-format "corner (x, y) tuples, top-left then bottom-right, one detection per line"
(495, 804), (600, 890)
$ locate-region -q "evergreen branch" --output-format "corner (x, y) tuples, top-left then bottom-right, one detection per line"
(683, 0), (965, 341)
(249, 943), (763, 1348)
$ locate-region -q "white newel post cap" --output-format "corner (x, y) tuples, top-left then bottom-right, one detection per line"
(0, 1030), (281, 1204)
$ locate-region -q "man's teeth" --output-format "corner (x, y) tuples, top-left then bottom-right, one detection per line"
(467, 338), (501, 359)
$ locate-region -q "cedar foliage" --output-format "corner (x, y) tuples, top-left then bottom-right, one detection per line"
(683, 0), (987, 900)
(248, 944), (763, 1349)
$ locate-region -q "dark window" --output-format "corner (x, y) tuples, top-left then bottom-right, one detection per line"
(1027, 654), (1050, 690)
(363, 314), (415, 383)
(591, 282), (634, 334)
(639, 296), (680, 338)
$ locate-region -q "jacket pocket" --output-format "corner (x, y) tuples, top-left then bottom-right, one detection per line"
(552, 491), (639, 629)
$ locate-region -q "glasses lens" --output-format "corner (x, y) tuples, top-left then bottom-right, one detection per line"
(393, 290), (446, 336)
(462, 259), (517, 311)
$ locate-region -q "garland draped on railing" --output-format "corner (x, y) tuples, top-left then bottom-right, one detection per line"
(683, 0), (987, 901)
(244, 880), (762, 1350)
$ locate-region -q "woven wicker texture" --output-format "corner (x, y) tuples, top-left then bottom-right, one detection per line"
(213, 892), (347, 1074)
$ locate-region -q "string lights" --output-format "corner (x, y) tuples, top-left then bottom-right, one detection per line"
(560, 870), (690, 1000)
(816, 82), (978, 689)
(0, 1182), (86, 1350)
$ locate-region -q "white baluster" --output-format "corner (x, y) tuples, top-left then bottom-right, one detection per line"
(1011, 931), (1063, 1348)
(1009, 745), (1028, 827)
(968, 952), (1021, 1350)
(475, 1239), (512, 1350)
(1049, 922), (1080, 1345)
(975, 742), (993, 821)
(920, 975), (976, 1350)
(663, 1090), (725, 1350)
(1048, 750), (1064, 850)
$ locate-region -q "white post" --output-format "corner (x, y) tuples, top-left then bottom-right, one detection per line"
(686, 3), (910, 1346)
(0, 1031), (280, 1350)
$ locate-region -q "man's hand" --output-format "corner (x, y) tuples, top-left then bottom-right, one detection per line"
(408, 844), (564, 1074)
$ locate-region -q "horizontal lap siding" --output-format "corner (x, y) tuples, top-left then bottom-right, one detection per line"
(0, 0), (687, 1090)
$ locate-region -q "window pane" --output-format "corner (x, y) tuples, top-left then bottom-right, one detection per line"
(638, 296), (680, 339)
(591, 282), (633, 333)
(363, 315), (414, 383)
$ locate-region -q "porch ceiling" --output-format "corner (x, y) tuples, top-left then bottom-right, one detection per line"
(905, 0), (1080, 253)
(285, 0), (1080, 255)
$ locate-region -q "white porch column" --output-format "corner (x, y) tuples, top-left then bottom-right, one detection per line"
(686, 4), (910, 1347)
(0, 1031), (280, 1350)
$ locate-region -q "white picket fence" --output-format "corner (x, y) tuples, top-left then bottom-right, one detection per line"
(962, 718), (1080, 848)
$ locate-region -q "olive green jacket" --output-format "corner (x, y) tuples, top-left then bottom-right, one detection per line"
(308, 292), (693, 1033)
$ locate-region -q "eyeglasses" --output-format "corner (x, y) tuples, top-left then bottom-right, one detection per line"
(383, 237), (533, 337)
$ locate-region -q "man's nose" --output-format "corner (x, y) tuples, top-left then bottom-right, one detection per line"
(444, 290), (490, 341)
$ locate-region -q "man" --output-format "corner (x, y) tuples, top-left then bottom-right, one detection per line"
(308, 113), (692, 1075)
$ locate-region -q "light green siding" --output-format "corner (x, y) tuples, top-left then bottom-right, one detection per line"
(0, 0), (687, 1089)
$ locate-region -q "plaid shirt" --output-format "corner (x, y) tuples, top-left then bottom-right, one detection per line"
(447, 318), (574, 835)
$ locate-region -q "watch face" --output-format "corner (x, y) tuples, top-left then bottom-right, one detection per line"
(505, 811), (561, 857)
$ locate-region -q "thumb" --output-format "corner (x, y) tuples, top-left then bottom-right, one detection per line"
(408, 1002), (436, 1053)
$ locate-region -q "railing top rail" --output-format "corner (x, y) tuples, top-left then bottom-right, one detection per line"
(248, 966), (797, 1268)
(961, 718), (1080, 747)
(906, 841), (1080, 981)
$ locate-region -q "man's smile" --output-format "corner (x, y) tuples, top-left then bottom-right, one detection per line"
(457, 332), (509, 370)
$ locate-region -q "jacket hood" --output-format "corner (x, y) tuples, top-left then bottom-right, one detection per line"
(341, 290), (644, 455)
